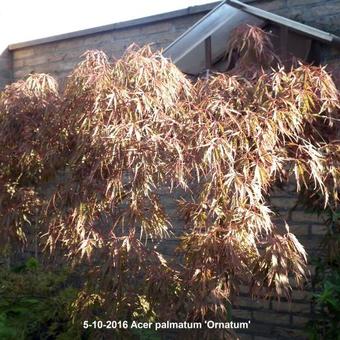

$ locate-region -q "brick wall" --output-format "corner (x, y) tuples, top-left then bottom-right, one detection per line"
(3, 0), (340, 86)
(0, 48), (12, 88)
(7, 4), (216, 85)
(154, 181), (327, 340)
(234, 183), (326, 340)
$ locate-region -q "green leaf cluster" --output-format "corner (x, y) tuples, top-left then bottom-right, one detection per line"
(0, 258), (83, 339)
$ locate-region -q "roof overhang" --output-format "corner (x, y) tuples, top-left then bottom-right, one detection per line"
(163, 0), (340, 75)
(163, 1), (264, 75)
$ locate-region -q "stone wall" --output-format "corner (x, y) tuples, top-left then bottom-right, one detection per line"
(253, 0), (340, 75)
(255, 0), (340, 36)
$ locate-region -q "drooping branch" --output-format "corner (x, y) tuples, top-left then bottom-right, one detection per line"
(0, 27), (339, 324)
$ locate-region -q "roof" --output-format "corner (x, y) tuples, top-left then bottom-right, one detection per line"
(164, 0), (340, 75)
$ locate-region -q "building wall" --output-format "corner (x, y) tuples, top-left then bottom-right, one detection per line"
(3, 0), (340, 85)
(234, 186), (326, 340)
(1, 1), (339, 339)
(0, 48), (12, 88)
(8, 4), (216, 85)
(155, 182), (326, 340)
(254, 0), (340, 71)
